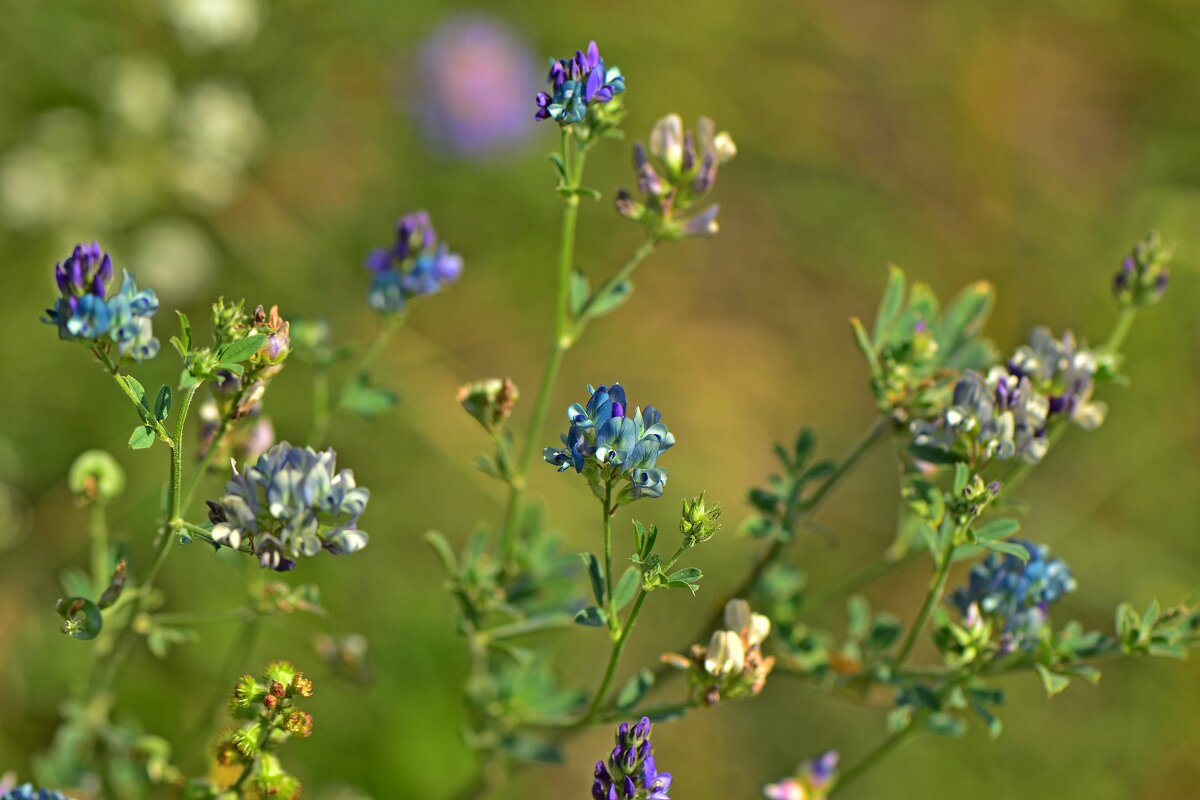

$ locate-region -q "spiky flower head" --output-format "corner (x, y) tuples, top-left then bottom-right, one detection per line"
(617, 114), (736, 238)
(680, 492), (721, 548)
(950, 539), (1076, 651)
(1113, 230), (1172, 308)
(41, 242), (160, 362)
(592, 717), (671, 800)
(366, 210), (463, 314)
(544, 383), (675, 502)
(206, 442), (370, 570)
(536, 40), (625, 126)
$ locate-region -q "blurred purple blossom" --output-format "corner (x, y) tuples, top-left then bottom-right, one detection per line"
(414, 15), (537, 158)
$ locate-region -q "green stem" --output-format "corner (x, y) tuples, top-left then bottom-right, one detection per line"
(893, 529), (956, 667)
(309, 363), (332, 448)
(90, 383), (200, 696)
(309, 313), (405, 448)
(805, 548), (922, 613)
(478, 611), (576, 642)
(90, 502), (110, 598)
(828, 719), (920, 797)
(498, 130), (587, 562)
(1104, 307), (1137, 354)
(603, 482), (616, 631)
(580, 588), (649, 726)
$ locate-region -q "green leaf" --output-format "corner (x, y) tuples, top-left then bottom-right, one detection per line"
(217, 333), (267, 364)
(975, 518), (1021, 541)
(581, 553), (605, 606)
(1035, 664), (1071, 697)
(574, 606), (606, 627)
(339, 374), (399, 419)
(583, 279), (633, 320)
(613, 567), (640, 612)
(952, 462), (970, 496)
(980, 539), (1030, 561)
(547, 151), (568, 180)
(175, 310), (192, 352)
(666, 567), (703, 595)
(615, 669), (655, 712)
(422, 531), (457, 574)
(873, 265), (906, 347)
(153, 385), (172, 421)
(850, 317), (883, 380)
(907, 443), (964, 465)
(129, 426), (156, 450)
(56, 597), (103, 640)
(569, 269), (589, 317)
(793, 427), (816, 466)
(938, 280), (994, 363)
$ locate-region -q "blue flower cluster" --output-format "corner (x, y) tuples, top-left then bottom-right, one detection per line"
(950, 538), (1076, 650)
(592, 717), (671, 800)
(366, 210), (463, 314)
(544, 383), (675, 501)
(206, 442), (370, 571)
(1008, 327), (1106, 431)
(1, 785), (67, 800)
(535, 40), (625, 125)
(41, 242), (160, 361)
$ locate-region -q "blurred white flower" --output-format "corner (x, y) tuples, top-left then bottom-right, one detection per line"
(173, 82), (265, 208)
(101, 56), (177, 134)
(163, 0), (261, 51)
(131, 218), (217, 302)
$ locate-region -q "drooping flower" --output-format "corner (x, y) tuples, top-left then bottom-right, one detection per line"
(949, 538), (1076, 651)
(205, 442), (370, 571)
(41, 242), (160, 361)
(0, 784), (68, 800)
(662, 598), (775, 706)
(543, 383), (674, 502)
(1113, 230), (1172, 308)
(591, 717), (671, 800)
(457, 377), (519, 433)
(616, 114), (736, 238)
(415, 14), (536, 157)
(535, 40), (625, 126)
(366, 210), (462, 314)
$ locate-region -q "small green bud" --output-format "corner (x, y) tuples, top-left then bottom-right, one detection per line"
(68, 450), (125, 504)
(231, 675), (261, 709)
(680, 492), (722, 548)
(265, 660), (297, 688)
(211, 296), (249, 345)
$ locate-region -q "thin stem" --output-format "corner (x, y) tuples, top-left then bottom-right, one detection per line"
(478, 612), (576, 643)
(90, 384), (200, 696)
(309, 363), (332, 448)
(151, 607), (253, 626)
(498, 130), (586, 562)
(1104, 308), (1137, 354)
(805, 548), (923, 614)
(828, 720), (920, 797)
(580, 588), (649, 726)
(90, 503), (110, 598)
(309, 313), (405, 448)
(352, 313), (405, 378)
(603, 482), (616, 631)
(892, 530), (956, 667)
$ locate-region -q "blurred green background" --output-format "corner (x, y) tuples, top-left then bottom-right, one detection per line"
(1, 0), (1199, 797)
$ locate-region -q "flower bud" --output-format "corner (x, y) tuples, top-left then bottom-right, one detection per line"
(457, 378), (519, 433)
(68, 450), (125, 504)
(680, 492), (721, 547)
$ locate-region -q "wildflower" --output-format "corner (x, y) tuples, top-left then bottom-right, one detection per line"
(458, 377), (519, 433)
(543, 383), (675, 502)
(366, 210), (462, 314)
(536, 40), (624, 126)
(41, 242), (160, 362)
(663, 598), (775, 705)
(416, 14), (536, 157)
(206, 442), (370, 570)
(949, 539), (1076, 651)
(591, 717), (671, 800)
(618, 115), (736, 238)
(1008, 327), (1106, 430)
(763, 751), (839, 800)
(0, 785), (67, 800)
(1113, 230), (1172, 308)
(911, 367), (1050, 465)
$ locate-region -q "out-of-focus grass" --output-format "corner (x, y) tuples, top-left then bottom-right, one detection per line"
(1, 1), (1198, 797)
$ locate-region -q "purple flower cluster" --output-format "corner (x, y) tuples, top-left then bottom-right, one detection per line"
(41, 242), (160, 361)
(535, 41), (625, 125)
(592, 717), (671, 800)
(366, 210), (462, 314)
